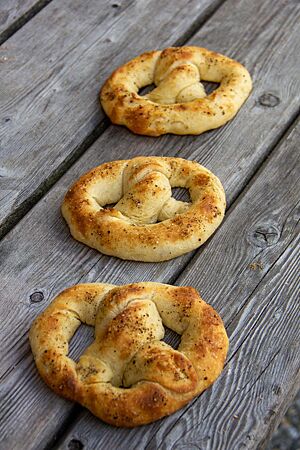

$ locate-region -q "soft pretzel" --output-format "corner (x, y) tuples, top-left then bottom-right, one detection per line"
(61, 156), (226, 262)
(100, 46), (252, 136)
(29, 282), (229, 427)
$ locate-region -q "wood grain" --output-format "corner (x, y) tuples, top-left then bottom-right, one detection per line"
(0, 0), (299, 447)
(2, 0), (299, 382)
(0, 0), (52, 43)
(0, 0), (223, 236)
(55, 109), (300, 450)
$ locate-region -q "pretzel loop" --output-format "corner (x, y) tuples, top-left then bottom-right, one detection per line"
(30, 282), (229, 427)
(62, 157), (226, 262)
(100, 46), (252, 136)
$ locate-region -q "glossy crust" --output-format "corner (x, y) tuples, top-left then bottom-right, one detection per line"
(29, 282), (229, 427)
(61, 156), (226, 262)
(100, 46), (252, 136)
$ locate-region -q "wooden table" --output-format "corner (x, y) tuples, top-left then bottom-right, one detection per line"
(0, 0), (299, 449)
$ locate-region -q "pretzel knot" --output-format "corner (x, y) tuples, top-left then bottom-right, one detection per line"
(100, 46), (252, 136)
(62, 156), (226, 262)
(29, 282), (229, 427)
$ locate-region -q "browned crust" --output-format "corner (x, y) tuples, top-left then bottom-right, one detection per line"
(100, 46), (252, 136)
(29, 282), (229, 427)
(61, 156), (226, 262)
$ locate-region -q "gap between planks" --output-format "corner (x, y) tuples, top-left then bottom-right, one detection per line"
(0, 119), (109, 240)
(0, 0), (53, 45)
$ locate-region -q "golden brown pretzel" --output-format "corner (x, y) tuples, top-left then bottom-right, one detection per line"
(62, 156), (226, 262)
(100, 46), (252, 136)
(29, 282), (229, 427)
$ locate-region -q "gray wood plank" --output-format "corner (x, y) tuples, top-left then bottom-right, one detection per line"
(0, 0), (51, 43)
(0, 0), (300, 447)
(0, 0), (222, 237)
(55, 110), (300, 450)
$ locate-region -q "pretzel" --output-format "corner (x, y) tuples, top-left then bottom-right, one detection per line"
(100, 46), (252, 136)
(61, 156), (226, 262)
(29, 282), (229, 427)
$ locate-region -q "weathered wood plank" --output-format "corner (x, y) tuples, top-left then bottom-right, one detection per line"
(0, 0), (223, 237)
(141, 122), (300, 450)
(0, 0), (51, 43)
(0, 0), (300, 447)
(2, 0), (298, 370)
(54, 113), (300, 450)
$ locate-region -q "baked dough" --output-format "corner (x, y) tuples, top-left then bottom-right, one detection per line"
(62, 156), (226, 261)
(29, 282), (229, 427)
(100, 46), (252, 136)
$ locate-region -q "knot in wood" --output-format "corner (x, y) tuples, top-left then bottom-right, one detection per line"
(30, 291), (44, 303)
(248, 224), (280, 248)
(258, 93), (280, 107)
(29, 282), (229, 427)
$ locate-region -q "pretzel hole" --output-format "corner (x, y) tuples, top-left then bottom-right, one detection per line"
(103, 202), (117, 209)
(138, 84), (156, 96)
(68, 323), (94, 362)
(172, 187), (190, 203)
(163, 326), (181, 350)
(202, 81), (219, 95)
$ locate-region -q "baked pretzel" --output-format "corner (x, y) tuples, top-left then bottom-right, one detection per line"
(29, 282), (229, 427)
(61, 156), (226, 262)
(100, 46), (252, 136)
